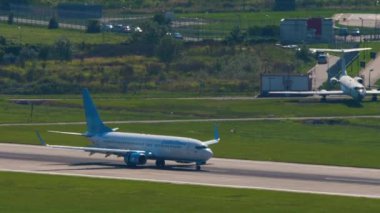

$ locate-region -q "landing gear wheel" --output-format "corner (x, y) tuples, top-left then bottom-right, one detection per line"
(196, 165), (201, 171)
(372, 95), (378, 102)
(320, 95), (327, 102)
(155, 160), (165, 168)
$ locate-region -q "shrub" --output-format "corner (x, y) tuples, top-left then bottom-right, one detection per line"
(86, 20), (101, 33)
(7, 12), (13, 25)
(48, 17), (59, 29)
(155, 36), (182, 63)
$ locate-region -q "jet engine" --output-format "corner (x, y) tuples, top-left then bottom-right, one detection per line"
(124, 152), (147, 166)
(354, 77), (364, 84)
(330, 77), (339, 85)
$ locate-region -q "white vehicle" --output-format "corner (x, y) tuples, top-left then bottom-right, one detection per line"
(37, 89), (219, 170)
(270, 48), (380, 102)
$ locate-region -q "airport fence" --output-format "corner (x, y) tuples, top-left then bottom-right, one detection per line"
(0, 4), (280, 42)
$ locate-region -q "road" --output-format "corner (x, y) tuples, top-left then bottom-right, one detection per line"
(0, 143), (380, 198)
(308, 55), (339, 90)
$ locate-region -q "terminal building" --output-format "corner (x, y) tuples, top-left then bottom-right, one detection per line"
(280, 18), (334, 44)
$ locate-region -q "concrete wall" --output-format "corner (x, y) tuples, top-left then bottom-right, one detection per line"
(261, 74), (311, 96)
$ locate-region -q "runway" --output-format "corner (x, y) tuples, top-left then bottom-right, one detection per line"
(1, 143), (380, 199)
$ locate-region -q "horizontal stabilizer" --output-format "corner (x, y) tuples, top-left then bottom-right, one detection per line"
(310, 48), (372, 53)
(269, 90), (344, 96)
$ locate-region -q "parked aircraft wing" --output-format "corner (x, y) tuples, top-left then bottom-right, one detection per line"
(309, 48), (372, 53)
(269, 90), (344, 95)
(365, 90), (380, 95)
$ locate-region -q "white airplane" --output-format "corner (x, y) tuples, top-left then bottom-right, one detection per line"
(270, 48), (380, 102)
(36, 89), (219, 171)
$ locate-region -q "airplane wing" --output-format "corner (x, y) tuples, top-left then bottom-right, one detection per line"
(365, 90), (380, 95)
(269, 90), (344, 96)
(36, 131), (145, 156)
(48, 130), (87, 136)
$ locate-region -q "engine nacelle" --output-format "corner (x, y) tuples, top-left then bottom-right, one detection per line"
(354, 77), (364, 84)
(330, 77), (339, 85)
(124, 152), (147, 166)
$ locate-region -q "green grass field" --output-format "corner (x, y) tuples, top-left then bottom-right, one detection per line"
(2, 97), (380, 124)
(0, 171), (379, 212)
(2, 118), (380, 168)
(0, 23), (127, 44)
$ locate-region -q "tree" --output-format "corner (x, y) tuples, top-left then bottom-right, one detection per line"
(48, 16), (59, 29)
(153, 13), (171, 25)
(296, 45), (312, 62)
(54, 37), (72, 61)
(156, 36), (181, 63)
(132, 21), (167, 45)
(7, 12), (13, 25)
(86, 20), (100, 33)
(225, 26), (245, 45)
(119, 65), (135, 93)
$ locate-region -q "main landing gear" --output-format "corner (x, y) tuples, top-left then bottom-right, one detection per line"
(155, 159), (165, 168)
(372, 95), (378, 102)
(196, 165), (201, 171)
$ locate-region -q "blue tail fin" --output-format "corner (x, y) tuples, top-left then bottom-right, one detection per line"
(82, 88), (112, 135)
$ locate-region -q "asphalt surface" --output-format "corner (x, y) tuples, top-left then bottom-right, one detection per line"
(1, 143), (380, 198)
(308, 55), (339, 90)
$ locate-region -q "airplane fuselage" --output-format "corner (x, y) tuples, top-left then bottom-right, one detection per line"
(89, 132), (213, 163)
(339, 75), (366, 101)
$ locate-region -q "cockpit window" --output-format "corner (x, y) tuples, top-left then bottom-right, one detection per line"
(195, 145), (207, 150)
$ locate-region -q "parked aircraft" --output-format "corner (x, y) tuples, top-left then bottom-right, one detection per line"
(270, 48), (380, 102)
(36, 89), (219, 170)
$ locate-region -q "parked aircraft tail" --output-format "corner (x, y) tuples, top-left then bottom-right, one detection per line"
(310, 48), (372, 76)
(82, 88), (112, 135)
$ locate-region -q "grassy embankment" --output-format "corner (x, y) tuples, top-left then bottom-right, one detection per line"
(0, 23), (127, 44)
(1, 171), (380, 212)
(0, 97), (380, 123)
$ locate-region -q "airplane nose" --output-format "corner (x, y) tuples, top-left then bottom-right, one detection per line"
(359, 90), (366, 100)
(205, 148), (213, 159)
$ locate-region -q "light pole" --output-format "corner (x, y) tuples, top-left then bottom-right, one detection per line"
(18, 26), (21, 44)
(369, 68), (374, 88)
(359, 17), (363, 43)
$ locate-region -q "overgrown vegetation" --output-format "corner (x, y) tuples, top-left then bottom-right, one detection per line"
(0, 42), (312, 94)
(0, 9), (314, 95)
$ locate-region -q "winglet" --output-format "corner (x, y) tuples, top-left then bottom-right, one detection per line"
(35, 131), (46, 146)
(214, 126), (220, 141)
(203, 126), (220, 146)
